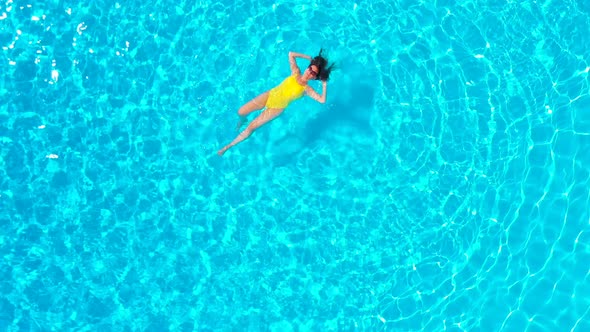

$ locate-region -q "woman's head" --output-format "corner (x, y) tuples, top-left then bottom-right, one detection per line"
(309, 49), (335, 81)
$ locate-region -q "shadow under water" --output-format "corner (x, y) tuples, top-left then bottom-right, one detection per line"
(271, 75), (376, 166)
(302, 81), (375, 145)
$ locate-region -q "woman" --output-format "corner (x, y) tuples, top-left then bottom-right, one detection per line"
(217, 49), (335, 156)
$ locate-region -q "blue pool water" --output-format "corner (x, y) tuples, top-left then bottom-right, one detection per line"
(1, 0), (590, 330)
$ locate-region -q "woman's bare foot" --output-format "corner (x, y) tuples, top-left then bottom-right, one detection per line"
(217, 146), (229, 156)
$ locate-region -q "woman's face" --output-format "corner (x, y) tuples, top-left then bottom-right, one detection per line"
(304, 64), (319, 80)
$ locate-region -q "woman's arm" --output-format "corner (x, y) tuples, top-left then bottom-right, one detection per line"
(305, 81), (327, 104)
(289, 51), (311, 75)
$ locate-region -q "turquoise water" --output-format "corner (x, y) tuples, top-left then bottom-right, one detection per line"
(1, 0), (590, 330)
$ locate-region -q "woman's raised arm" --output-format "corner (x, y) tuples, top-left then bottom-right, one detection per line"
(288, 51), (311, 75)
(305, 81), (327, 104)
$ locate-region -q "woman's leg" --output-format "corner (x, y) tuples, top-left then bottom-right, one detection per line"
(236, 91), (269, 130)
(218, 108), (284, 156)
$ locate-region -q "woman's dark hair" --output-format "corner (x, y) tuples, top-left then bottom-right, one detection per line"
(310, 48), (335, 81)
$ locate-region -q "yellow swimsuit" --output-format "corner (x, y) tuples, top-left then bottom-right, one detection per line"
(265, 75), (306, 109)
